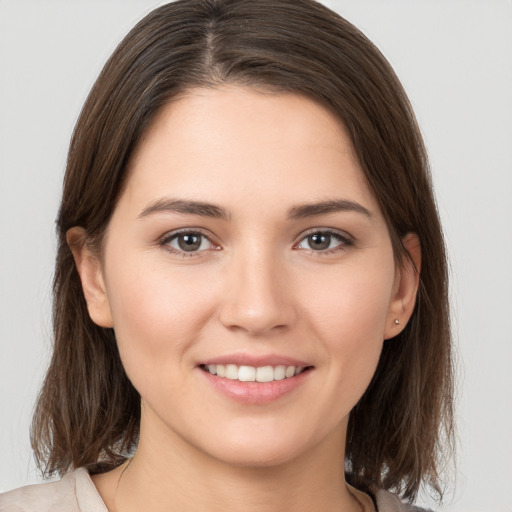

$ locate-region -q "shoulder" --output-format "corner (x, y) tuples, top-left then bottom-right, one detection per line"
(0, 468), (108, 512)
(374, 489), (433, 512)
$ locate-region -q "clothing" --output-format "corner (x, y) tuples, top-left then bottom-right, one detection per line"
(0, 468), (431, 512)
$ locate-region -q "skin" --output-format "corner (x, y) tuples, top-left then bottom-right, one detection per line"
(69, 86), (420, 512)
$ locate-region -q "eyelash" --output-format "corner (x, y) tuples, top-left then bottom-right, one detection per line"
(294, 228), (354, 255)
(158, 228), (219, 258)
(158, 228), (354, 258)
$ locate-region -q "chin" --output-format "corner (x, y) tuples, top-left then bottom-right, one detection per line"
(209, 443), (303, 470)
(194, 422), (326, 470)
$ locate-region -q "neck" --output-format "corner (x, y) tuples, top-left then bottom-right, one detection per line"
(107, 415), (361, 512)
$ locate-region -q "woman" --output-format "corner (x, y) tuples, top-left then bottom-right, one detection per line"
(0, 0), (453, 511)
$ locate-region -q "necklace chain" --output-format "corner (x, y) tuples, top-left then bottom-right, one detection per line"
(110, 458), (373, 512)
(112, 458), (132, 512)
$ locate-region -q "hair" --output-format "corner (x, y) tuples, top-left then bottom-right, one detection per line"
(31, 0), (454, 503)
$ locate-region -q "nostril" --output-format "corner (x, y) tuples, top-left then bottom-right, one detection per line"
(218, 303), (296, 336)
(217, 265), (298, 335)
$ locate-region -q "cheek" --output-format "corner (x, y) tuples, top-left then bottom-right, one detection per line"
(103, 257), (219, 384)
(303, 259), (395, 343)
(300, 257), (395, 404)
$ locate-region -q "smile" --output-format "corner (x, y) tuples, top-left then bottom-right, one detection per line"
(202, 364), (307, 382)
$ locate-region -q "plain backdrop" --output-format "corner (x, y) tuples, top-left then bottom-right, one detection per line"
(1, 1), (511, 511)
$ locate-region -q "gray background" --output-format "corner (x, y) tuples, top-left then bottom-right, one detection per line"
(1, 1), (511, 511)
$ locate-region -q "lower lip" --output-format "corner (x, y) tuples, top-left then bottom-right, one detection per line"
(198, 367), (312, 405)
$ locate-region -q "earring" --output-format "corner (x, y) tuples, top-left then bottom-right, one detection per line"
(394, 318), (400, 326)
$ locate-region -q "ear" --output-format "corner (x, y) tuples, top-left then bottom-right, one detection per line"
(384, 233), (421, 340)
(66, 227), (114, 328)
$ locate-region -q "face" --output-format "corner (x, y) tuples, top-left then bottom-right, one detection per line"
(75, 86), (416, 469)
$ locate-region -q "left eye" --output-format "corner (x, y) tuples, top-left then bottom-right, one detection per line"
(296, 231), (349, 252)
(164, 232), (214, 253)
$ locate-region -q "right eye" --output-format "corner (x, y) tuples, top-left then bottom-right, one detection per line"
(160, 231), (219, 256)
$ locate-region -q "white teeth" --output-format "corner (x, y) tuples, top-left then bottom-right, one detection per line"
(204, 364), (307, 382)
(238, 365), (256, 382)
(225, 364), (238, 380)
(285, 366), (295, 378)
(256, 366), (274, 383)
(274, 365), (286, 380)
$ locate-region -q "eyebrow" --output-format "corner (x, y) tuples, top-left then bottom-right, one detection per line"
(287, 199), (372, 219)
(138, 197), (372, 221)
(138, 199), (229, 220)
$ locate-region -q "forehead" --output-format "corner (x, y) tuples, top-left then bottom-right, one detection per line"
(123, 85), (378, 215)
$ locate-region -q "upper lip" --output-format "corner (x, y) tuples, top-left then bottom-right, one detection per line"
(199, 353), (312, 368)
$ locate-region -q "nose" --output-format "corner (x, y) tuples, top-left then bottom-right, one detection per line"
(218, 245), (297, 336)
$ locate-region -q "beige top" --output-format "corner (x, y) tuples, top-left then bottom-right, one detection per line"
(0, 468), (429, 512)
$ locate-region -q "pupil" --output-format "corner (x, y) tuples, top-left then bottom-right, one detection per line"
(178, 234), (201, 251)
(309, 233), (330, 250)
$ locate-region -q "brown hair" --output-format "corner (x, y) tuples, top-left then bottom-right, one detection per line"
(31, 0), (454, 503)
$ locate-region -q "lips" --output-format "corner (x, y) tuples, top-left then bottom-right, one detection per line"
(197, 355), (313, 404)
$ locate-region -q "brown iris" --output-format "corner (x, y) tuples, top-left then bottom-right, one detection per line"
(307, 233), (331, 250)
(178, 233), (202, 251)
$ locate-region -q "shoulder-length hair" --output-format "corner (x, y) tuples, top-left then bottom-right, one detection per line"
(31, 0), (454, 502)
